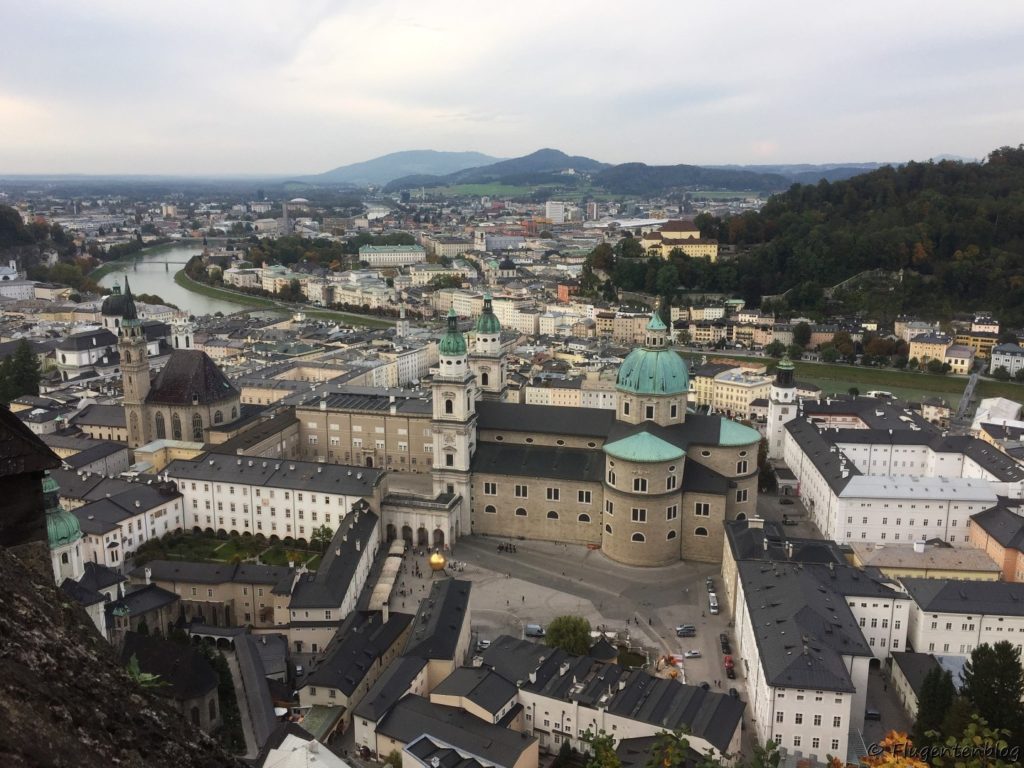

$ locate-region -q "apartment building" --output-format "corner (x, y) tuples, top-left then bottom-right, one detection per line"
(903, 578), (1024, 657)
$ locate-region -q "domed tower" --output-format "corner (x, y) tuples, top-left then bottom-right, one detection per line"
(431, 309), (476, 533)
(44, 472), (84, 585)
(469, 293), (507, 401)
(118, 278), (152, 448)
(101, 281), (131, 331)
(767, 355), (797, 459)
(615, 305), (689, 426)
(171, 313), (193, 350)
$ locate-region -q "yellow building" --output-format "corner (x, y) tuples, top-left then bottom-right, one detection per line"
(943, 344), (976, 375)
(908, 333), (952, 365)
(954, 330), (999, 359)
(639, 220), (719, 262)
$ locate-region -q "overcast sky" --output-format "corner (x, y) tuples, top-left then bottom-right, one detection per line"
(2, 0), (1023, 175)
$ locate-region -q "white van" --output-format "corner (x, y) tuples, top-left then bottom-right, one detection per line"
(708, 593), (719, 615)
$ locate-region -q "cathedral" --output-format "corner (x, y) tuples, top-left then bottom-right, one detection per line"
(117, 279), (243, 448)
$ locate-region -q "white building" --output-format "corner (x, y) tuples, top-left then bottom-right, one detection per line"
(545, 201), (567, 224)
(360, 245), (427, 267)
(163, 453), (385, 542)
(903, 578), (1024, 657)
(990, 344), (1024, 376)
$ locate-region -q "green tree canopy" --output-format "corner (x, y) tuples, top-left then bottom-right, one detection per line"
(545, 615), (592, 656)
(960, 641), (1024, 738)
(792, 322), (812, 348)
(914, 666), (956, 746)
(583, 730), (620, 768)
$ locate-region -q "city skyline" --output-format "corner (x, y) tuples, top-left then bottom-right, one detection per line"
(1, 0), (1023, 174)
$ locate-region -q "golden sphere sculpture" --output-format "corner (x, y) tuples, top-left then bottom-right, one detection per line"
(429, 551), (447, 571)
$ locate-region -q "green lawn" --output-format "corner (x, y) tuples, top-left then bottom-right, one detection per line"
(694, 351), (1024, 406)
(215, 536), (267, 561)
(134, 531), (322, 569)
(259, 544), (321, 567)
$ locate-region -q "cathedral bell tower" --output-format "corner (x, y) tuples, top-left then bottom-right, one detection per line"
(431, 309), (476, 537)
(767, 355), (797, 460)
(118, 278), (152, 448)
(468, 293), (508, 401)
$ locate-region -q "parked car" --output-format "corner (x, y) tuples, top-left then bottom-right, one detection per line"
(705, 577), (715, 592)
(476, 639), (491, 652)
(780, 498), (795, 505)
(676, 624), (696, 637)
(525, 624), (545, 637)
(728, 688), (739, 698)
(699, 681), (711, 691)
(782, 517), (798, 526)
(726, 667), (736, 679)
(684, 650), (702, 659)
(721, 641), (732, 654)
(865, 708), (881, 721)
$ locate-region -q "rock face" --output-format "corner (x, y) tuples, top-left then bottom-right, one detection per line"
(0, 542), (242, 768)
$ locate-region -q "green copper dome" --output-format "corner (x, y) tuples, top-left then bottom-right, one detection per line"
(616, 309), (688, 396)
(439, 308), (467, 356)
(42, 472), (81, 550)
(604, 432), (685, 463)
(474, 293), (501, 335)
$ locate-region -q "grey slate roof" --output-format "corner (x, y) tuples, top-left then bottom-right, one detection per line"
(376, 695), (536, 768)
(133, 560), (291, 588)
(891, 652), (941, 698)
(901, 578), (1024, 616)
(724, 520), (846, 565)
(302, 611), (413, 696)
(405, 735), (488, 768)
(72, 403), (126, 428)
(481, 635), (742, 754)
(62, 441), (129, 470)
(120, 632), (218, 702)
(289, 508), (379, 609)
(56, 328), (117, 352)
(106, 583), (179, 622)
(404, 579), (472, 661)
(680, 461), (729, 495)
(970, 505), (1024, 550)
(736, 561), (873, 692)
(476, 401), (615, 438)
(165, 452), (384, 498)
(146, 349), (239, 406)
(471, 442), (603, 483)
(430, 667), (517, 715)
(353, 655), (429, 723)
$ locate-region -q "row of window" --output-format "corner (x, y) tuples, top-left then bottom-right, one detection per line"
(479, 506), (708, 538)
(773, 736), (840, 752)
(776, 712), (842, 728)
(848, 515), (967, 527)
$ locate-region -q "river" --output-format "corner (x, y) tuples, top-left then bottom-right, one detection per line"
(97, 242), (246, 317)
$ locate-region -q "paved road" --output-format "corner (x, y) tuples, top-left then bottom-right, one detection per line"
(223, 649), (258, 759)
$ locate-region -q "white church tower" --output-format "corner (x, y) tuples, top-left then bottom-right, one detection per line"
(171, 313), (193, 350)
(430, 309), (476, 536)
(767, 355), (797, 460)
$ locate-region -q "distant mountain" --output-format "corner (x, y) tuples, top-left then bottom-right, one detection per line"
(308, 150), (502, 186)
(383, 148), (608, 191)
(707, 162), (890, 184)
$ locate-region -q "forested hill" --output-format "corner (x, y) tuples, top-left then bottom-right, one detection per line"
(701, 145), (1024, 324)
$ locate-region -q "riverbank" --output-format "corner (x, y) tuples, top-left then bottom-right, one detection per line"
(88, 240), (204, 282)
(173, 270), (395, 328)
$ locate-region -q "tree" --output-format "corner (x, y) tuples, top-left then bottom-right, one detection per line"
(926, 358), (946, 374)
(860, 731), (928, 768)
(992, 365), (1012, 381)
(384, 751), (402, 768)
(552, 740), (573, 768)
(932, 714), (1022, 768)
(765, 340), (785, 358)
(997, 330), (1019, 345)
(126, 654), (167, 689)
(310, 525), (334, 553)
(793, 322), (812, 348)
(961, 641), (1024, 737)
(545, 615), (592, 656)
(0, 339), (41, 403)
(582, 730), (620, 768)
(1015, 368), (1024, 383)
(848, 387), (860, 397)
(786, 344), (804, 360)
(820, 344), (839, 363)
(645, 730), (693, 768)
(429, 274), (462, 290)
(914, 667), (956, 745)
(940, 696), (981, 741)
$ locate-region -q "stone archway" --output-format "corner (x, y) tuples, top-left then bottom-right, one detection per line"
(416, 526), (429, 547)
(402, 525), (413, 545)
(386, 523), (397, 542)
(366, 456), (374, 468)
(432, 528), (445, 549)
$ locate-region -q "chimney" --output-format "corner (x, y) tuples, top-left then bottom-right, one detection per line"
(785, 541), (794, 560)
(144, 567), (152, 585)
(320, 400), (326, 411)
(913, 540), (926, 554)
(335, 548), (341, 557)
(382, 603), (389, 623)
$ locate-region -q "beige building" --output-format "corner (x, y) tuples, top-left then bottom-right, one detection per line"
(849, 541), (1001, 581)
(909, 333), (952, 365)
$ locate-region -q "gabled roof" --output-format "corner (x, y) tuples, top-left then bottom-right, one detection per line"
(970, 505), (1024, 550)
(120, 632), (218, 701)
(471, 442), (603, 483)
(301, 611), (414, 695)
(476, 401), (615, 438)
(404, 579), (472, 660)
(146, 349), (239, 406)
(431, 667), (517, 714)
(901, 578), (1024, 616)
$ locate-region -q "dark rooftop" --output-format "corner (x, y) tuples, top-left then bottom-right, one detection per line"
(146, 350), (239, 406)
(404, 579), (472, 661)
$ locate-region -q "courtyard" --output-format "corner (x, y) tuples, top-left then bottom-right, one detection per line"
(133, 531), (323, 569)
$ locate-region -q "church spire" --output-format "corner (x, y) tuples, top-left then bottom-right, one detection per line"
(122, 277), (139, 323)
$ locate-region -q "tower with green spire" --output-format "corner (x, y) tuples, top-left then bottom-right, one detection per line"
(469, 293), (508, 401)
(118, 277), (152, 447)
(615, 303), (689, 426)
(43, 471), (84, 585)
(431, 308), (476, 531)
(767, 354), (797, 459)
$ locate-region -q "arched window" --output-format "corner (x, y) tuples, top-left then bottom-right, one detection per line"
(515, 508), (527, 517)
(481, 372), (489, 386)
(546, 511), (558, 520)
(633, 478), (648, 492)
(605, 524), (612, 534)
(190, 706), (200, 726)
(666, 475), (677, 490)
(209, 698), (217, 722)
(61, 552), (69, 564)
(445, 399), (453, 415)
(695, 527), (709, 537)
(578, 513), (591, 523)
(231, 406), (237, 420)
(155, 412), (166, 439)
(736, 513), (747, 521)
(666, 530), (678, 540)
(171, 413), (182, 440)
(192, 413), (203, 441)
(631, 532), (645, 543)
(214, 410), (223, 424)
(623, 402), (630, 415)
(129, 411), (139, 441)
(607, 470), (615, 485)
(485, 505), (496, 514)
(124, 350), (131, 363)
